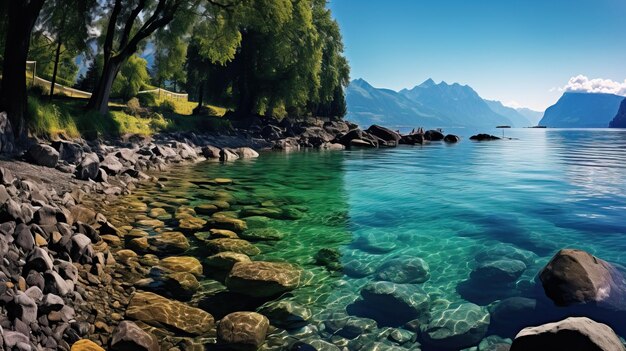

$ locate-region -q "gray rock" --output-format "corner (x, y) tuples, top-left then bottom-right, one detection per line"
(236, 147), (259, 159)
(44, 271), (70, 296)
(14, 292), (38, 324)
(34, 205), (58, 226)
(474, 244), (536, 266)
(42, 294), (64, 312)
(470, 259), (526, 284)
(375, 256), (430, 284)
(25, 247), (54, 272)
(220, 148), (239, 162)
(75, 153), (100, 180)
(422, 303), (490, 349)
(51, 141), (84, 164)
(202, 145), (221, 159)
(110, 320), (159, 351)
(27, 144), (59, 168)
(70, 234), (92, 260)
(101, 154), (124, 174)
(2, 330), (29, 349)
(0, 112), (15, 154)
(0, 167), (16, 185)
(14, 224), (34, 251)
(510, 317), (625, 351)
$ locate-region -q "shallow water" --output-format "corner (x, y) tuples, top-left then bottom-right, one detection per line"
(103, 128), (626, 350)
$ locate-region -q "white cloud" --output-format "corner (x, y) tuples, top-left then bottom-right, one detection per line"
(560, 75), (626, 96)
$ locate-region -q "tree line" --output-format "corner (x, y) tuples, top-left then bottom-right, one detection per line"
(0, 0), (350, 138)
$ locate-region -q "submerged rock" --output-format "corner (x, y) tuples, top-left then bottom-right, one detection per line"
(356, 281), (430, 326)
(205, 252), (251, 270)
(159, 256), (203, 277)
(374, 255), (430, 284)
(206, 238), (260, 256)
(470, 259), (526, 284)
(258, 300), (312, 329)
(126, 291), (214, 335)
(539, 249), (626, 309)
(217, 312), (269, 351)
(510, 317), (625, 351)
(110, 320), (159, 351)
(421, 303), (490, 349)
(226, 261), (301, 297)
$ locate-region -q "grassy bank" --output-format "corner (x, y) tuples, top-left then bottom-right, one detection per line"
(26, 92), (230, 139)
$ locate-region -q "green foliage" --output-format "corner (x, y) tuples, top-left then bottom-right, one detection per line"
(186, 0), (350, 120)
(137, 92), (157, 107)
(26, 96), (80, 138)
(28, 33), (80, 86)
(159, 99), (177, 114)
(75, 56), (103, 92)
(112, 55), (150, 100)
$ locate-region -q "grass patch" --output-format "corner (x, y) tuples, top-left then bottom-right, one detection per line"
(26, 93), (230, 139)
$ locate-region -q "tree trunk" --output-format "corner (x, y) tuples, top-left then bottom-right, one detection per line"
(49, 37), (63, 101)
(196, 81), (204, 110)
(86, 56), (123, 114)
(0, 0), (46, 138)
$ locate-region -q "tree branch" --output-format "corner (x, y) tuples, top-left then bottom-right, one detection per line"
(119, 0), (147, 50)
(103, 0), (122, 60)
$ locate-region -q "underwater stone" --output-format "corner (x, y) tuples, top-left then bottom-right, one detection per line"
(421, 303), (490, 349)
(258, 300), (312, 329)
(374, 255), (430, 284)
(470, 259), (526, 284)
(226, 261), (301, 297)
(217, 312), (269, 351)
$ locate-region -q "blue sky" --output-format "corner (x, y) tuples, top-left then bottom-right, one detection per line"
(329, 0), (626, 111)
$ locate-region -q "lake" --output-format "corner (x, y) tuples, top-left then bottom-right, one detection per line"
(102, 128), (626, 350)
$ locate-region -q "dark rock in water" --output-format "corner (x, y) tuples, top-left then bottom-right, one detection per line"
(220, 148), (240, 162)
(489, 297), (552, 336)
(339, 129), (378, 148)
(217, 312), (270, 351)
(343, 259), (378, 278)
(539, 249), (626, 310)
(421, 303), (490, 349)
(479, 336), (512, 351)
(27, 144), (59, 167)
(510, 317), (625, 351)
(324, 314), (377, 339)
(226, 261), (301, 298)
(75, 153), (100, 181)
(475, 243), (537, 266)
(366, 125), (401, 143)
(258, 300), (311, 329)
(110, 320), (159, 351)
(239, 228), (284, 241)
(609, 98), (626, 128)
(51, 140), (84, 164)
(424, 130), (444, 141)
(374, 255), (430, 284)
(135, 268), (200, 301)
(315, 248), (342, 271)
(470, 134), (500, 141)
(400, 134), (428, 145)
(353, 281), (430, 326)
(444, 134), (460, 143)
(470, 259), (526, 284)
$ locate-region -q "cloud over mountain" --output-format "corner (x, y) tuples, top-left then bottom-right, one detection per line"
(559, 75), (626, 96)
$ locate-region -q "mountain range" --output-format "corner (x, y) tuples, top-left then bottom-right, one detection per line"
(345, 78), (540, 128)
(539, 92), (624, 128)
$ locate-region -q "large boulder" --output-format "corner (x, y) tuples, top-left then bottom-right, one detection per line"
(470, 134), (500, 141)
(470, 259), (526, 284)
(510, 317), (625, 351)
(258, 300), (311, 330)
(110, 320), (159, 351)
(358, 281), (430, 325)
(52, 140), (84, 164)
(226, 261), (301, 297)
(159, 256), (203, 277)
(539, 249), (626, 309)
(217, 312), (270, 351)
(100, 154), (124, 175)
(126, 291), (214, 335)
(236, 147), (259, 159)
(366, 125), (401, 144)
(421, 303), (490, 349)
(76, 153), (100, 181)
(27, 144), (59, 167)
(424, 130), (444, 141)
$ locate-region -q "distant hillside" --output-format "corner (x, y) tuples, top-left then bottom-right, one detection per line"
(483, 100), (533, 127)
(539, 92), (624, 128)
(516, 108), (544, 126)
(609, 98), (626, 128)
(345, 79), (448, 128)
(345, 78), (533, 129)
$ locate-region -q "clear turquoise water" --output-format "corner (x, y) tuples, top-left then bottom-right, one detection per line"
(105, 128), (626, 349)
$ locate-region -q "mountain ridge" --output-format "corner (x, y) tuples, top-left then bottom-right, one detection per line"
(539, 92), (623, 128)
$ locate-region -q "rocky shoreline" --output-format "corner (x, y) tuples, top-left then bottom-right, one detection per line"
(0, 112), (624, 351)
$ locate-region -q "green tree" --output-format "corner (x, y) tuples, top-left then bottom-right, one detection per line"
(86, 0), (198, 114)
(28, 33), (80, 87)
(112, 54), (150, 100)
(36, 0), (96, 100)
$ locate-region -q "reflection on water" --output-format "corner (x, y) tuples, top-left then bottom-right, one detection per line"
(100, 128), (626, 350)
